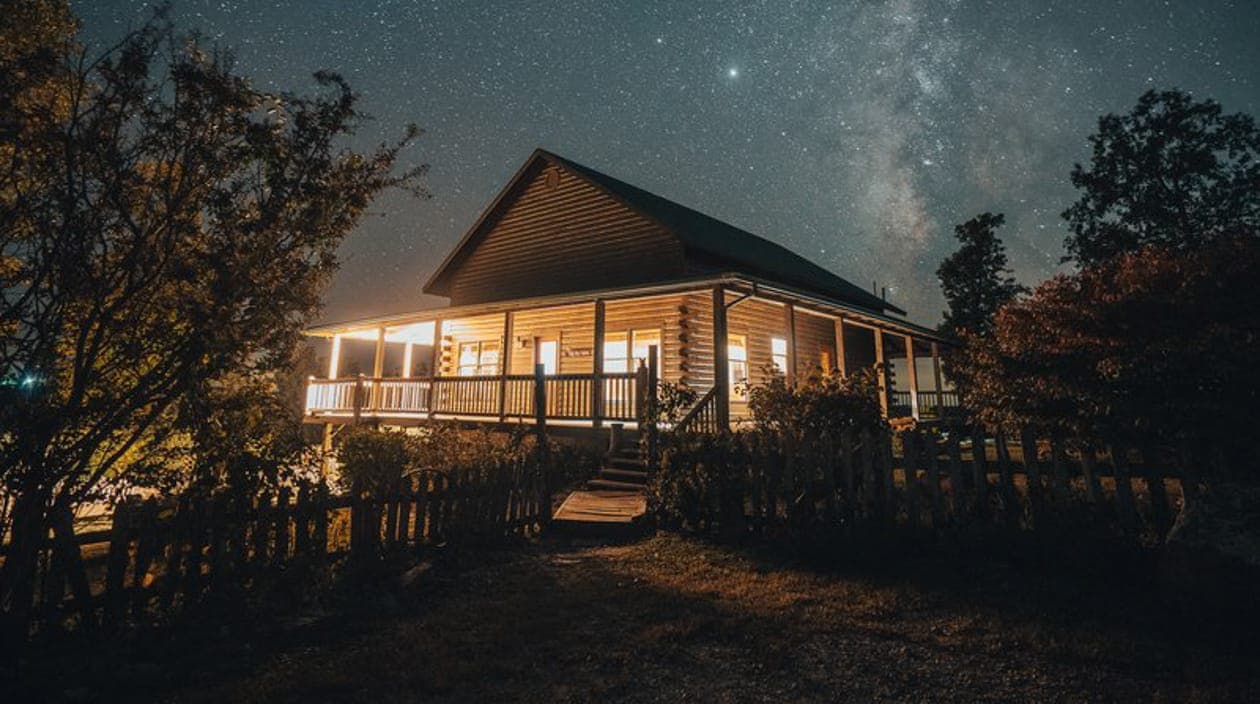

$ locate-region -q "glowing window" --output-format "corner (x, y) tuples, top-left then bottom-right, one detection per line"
(604, 329), (660, 373)
(457, 341), (499, 376)
(729, 334), (748, 398)
(771, 337), (788, 374)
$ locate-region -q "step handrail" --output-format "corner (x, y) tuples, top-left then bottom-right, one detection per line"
(674, 386), (721, 434)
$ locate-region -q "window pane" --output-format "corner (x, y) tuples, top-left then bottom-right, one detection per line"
(771, 337), (787, 355)
(631, 329), (661, 366)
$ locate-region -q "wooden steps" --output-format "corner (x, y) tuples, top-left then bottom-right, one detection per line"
(551, 436), (650, 537)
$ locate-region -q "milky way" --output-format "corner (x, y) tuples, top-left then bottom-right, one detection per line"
(74, 0), (1260, 326)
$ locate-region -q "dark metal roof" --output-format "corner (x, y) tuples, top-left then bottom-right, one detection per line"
(424, 149), (905, 316)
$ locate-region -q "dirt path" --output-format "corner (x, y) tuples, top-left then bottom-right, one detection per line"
(155, 533), (1256, 703)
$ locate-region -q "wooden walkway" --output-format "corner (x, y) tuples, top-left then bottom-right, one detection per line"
(553, 489), (647, 526)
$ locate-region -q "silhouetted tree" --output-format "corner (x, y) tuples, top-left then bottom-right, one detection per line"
(958, 237), (1260, 452)
(0, 2), (425, 639)
(1063, 89), (1260, 266)
(936, 213), (1025, 341)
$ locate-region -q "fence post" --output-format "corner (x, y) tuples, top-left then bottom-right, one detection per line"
(1139, 443), (1172, 536)
(1108, 443), (1139, 535)
(946, 431), (967, 521)
(1079, 442), (1103, 504)
(103, 501), (132, 628)
(646, 344), (659, 472)
(534, 363), (552, 523)
(1019, 427), (1045, 525)
(924, 432), (945, 528)
(50, 505), (95, 630)
(902, 429), (919, 526)
(970, 426), (990, 519)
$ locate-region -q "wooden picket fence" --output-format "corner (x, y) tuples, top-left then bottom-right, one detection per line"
(21, 456), (552, 636)
(659, 424), (1198, 542)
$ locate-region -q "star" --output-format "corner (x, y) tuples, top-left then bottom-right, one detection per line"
(727, 67), (739, 79)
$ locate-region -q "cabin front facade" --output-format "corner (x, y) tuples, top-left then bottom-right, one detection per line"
(303, 150), (956, 438)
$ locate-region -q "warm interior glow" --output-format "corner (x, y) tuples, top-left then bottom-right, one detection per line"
(604, 329), (660, 373)
(728, 334), (748, 399)
(339, 320), (436, 345)
(538, 339), (558, 375)
(771, 337), (788, 374)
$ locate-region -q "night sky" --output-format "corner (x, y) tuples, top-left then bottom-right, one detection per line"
(75, 1), (1260, 327)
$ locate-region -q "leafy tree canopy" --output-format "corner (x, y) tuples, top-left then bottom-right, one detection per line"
(1063, 89), (1260, 266)
(957, 237), (1260, 453)
(0, 1), (425, 632)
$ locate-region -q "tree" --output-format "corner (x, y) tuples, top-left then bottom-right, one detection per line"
(1063, 89), (1260, 266)
(936, 213), (1025, 340)
(0, 4), (425, 637)
(958, 237), (1260, 453)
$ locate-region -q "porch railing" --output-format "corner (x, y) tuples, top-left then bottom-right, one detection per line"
(305, 372), (641, 423)
(888, 389), (962, 419)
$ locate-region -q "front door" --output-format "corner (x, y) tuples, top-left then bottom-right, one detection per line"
(536, 338), (558, 375)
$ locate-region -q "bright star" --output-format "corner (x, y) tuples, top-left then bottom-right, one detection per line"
(727, 67), (739, 79)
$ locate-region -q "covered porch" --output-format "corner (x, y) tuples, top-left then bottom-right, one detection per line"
(303, 276), (961, 432)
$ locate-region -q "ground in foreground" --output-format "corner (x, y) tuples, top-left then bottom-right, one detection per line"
(19, 533), (1260, 702)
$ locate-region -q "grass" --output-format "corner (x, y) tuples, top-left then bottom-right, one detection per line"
(15, 530), (1258, 703)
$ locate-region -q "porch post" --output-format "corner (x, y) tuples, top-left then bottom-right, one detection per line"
(321, 334), (341, 469)
(834, 317), (847, 376)
(401, 343), (413, 378)
(873, 327), (889, 417)
(429, 318), (444, 377)
(372, 327), (386, 378)
(931, 342), (945, 416)
(591, 299), (605, 428)
(784, 302), (797, 385)
(499, 311), (512, 421)
(904, 334), (920, 421)
(428, 318), (443, 419)
(371, 327), (386, 414)
(712, 285), (730, 430)
(328, 334), (342, 380)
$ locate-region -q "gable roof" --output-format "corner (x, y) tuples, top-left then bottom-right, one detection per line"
(424, 149), (904, 316)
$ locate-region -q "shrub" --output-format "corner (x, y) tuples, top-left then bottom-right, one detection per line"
(335, 427), (413, 494)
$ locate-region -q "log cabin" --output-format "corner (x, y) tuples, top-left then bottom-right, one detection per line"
(303, 149), (957, 443)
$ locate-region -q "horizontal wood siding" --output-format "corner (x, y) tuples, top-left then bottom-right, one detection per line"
(726, 296), (789, 419)
(447, 165), (686, 305)
(438, 314), (505, 377)
(509, 303), (596, 375)
(793, 309), (837, 378)
(604, 293), (694, 390)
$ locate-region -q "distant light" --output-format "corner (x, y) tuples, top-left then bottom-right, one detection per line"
(21, 375), (39, 387)
(727, 67), (739, 79)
